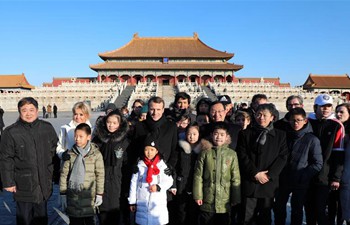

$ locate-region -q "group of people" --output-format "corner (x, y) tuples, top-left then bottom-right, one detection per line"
(42, 103), (58, 118)
(0, 92), (350, 225)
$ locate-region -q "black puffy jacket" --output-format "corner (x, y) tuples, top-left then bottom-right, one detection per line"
(0, 118), (58, 203)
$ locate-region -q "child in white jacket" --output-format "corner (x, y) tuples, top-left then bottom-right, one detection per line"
(128, 137), (173, 225)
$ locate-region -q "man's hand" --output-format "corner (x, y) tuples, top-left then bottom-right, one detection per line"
(130, 205), (136, 212)
(254, 171), (269, 184)
(330, 181), (340, 191)
(150, 184), (158, 192)
(169, 188), (177, 196)
(4, 186), (16, 193)
(195, 199), (203, 206)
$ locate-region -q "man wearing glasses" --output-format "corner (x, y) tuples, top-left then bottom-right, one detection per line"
(274, 95), (304, 131)
(274, 107), (323, 225)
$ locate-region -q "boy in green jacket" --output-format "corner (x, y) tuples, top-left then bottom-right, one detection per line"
(59, 123), (105, 225)
(193, 121), (241, 225)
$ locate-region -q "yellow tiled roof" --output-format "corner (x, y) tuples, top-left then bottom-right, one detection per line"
(0, 73), (34, 89)
(99, 33), (235, 60)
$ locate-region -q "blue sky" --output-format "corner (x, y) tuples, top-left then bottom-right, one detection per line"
(0, 0), (349, 87)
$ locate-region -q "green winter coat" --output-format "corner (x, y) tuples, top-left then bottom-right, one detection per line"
(60, 143), (105, 217)
(193, 140), (241, 213)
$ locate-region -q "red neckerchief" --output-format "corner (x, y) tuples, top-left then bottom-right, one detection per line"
(144, 154), (160, 184)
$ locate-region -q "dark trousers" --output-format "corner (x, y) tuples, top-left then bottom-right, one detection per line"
(274, 186), (308, 225)
(16, 201), (48, 225)
(328, 190), (344, 225)
(304, 184), (330, 225)
(243, 197), (273, 225)
(168, 197), (178, 225)
(176, 192), (199, 225)
(97, 209), (120, 225)
(231, 203), (244, 225)
(70, 216), (96, 225)
(198, 211), (230, 225)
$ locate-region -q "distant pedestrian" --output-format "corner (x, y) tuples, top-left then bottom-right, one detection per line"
(53, 103), (58, 118)
(47, 104), (52, 118)
(0, 97), (58, 225)
(42, 106), (46, 118)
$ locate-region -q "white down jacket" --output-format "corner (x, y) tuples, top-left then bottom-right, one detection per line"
(128, 159), (173, 225)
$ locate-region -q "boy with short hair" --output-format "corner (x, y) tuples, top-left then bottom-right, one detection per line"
(193, 121), (241, 225)
(60, 123), (105, 225)
(274, 107), (323, 225)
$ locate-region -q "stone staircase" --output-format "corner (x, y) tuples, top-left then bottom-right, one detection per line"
(113, 85), (135, 108)
(202, 85), (218, 101)
(159, 84), (176, 108)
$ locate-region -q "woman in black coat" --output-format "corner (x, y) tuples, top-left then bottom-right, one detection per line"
(236, 103), (289, 225)
(92, 109), (130, 225)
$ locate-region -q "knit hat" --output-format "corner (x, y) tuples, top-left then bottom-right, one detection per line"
(140, 105), (148, 114)
(143, 129), (160, 150)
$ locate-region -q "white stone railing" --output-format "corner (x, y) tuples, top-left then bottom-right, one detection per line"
(207, 81), (346, 112)
(0, 81), (127, 111)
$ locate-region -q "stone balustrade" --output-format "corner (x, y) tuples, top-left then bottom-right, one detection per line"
(0, 81), (126, 111)
(208, 81), (345, 112)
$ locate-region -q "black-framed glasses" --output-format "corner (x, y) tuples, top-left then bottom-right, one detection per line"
(289, 119), (305, 124)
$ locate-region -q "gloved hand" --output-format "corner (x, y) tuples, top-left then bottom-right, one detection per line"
(60, 195), (67, 211)
(95, 195), (103, 207)
(132, 164), (139, 174)
(62, 150), (71, 161)
(164, 164), (175, 176)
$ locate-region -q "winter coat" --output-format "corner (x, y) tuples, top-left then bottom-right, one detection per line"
(193, 139), (241, 213)
(0, 118), (58, 203)
(176, 140), (202, 194)
(274, 112), (291, 131)
(201, 122), (241, 150)
(56, 120), (93, 158)
(92, 113), (130, 212)
(128, 159), (173, 225)
(280, 122), (323, 189)
(59, 143), (105, 217)
(340, 139), (350, 221)
(130, 115), (178, 166)
(308, 114), (345, 185)
(236, 126), (289, 198)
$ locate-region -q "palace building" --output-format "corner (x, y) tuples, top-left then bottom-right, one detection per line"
(90, 33), (243, 85)
(0, 73), (34, 92)
(303, 74), (350, 101)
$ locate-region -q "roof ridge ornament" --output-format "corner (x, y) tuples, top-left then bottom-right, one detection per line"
(193, 32), (198, 39)
(133, 33), (139, 39)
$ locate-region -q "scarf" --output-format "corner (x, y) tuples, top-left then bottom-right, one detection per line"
(255, 122), (274, 145)
(145, 115), (166, 131)
(144, 154), (160, 184)
(68, 141), (91, 192)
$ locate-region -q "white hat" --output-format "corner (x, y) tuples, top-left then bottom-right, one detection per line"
(314, 94), (333, 106)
